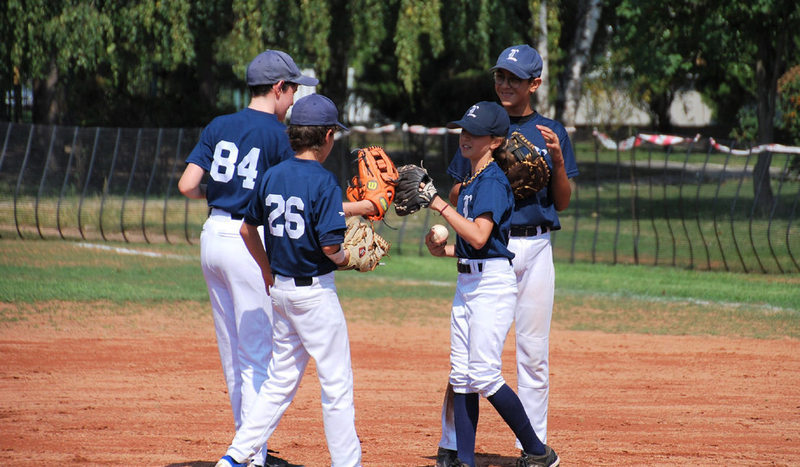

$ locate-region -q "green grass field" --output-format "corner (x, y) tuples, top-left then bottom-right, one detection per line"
(1, 238), (797, 339)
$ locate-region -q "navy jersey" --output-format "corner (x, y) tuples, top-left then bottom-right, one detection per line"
(244, 157), (347, 278)
(455, 162), (515, 260)
(447, 112), (579, 230)
(186, 108), (294, 216)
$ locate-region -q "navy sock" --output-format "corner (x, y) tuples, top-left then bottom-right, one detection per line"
(453, 392), (479, 467)
(487, 384), (545, 455)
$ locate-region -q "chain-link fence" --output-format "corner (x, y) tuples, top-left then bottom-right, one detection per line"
(1, 121), (798, 274)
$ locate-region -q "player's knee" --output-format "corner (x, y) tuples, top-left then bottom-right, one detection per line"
(516, 336), (549, 360)
(517, 373), (549, 390)
(470, 375), (506, 397)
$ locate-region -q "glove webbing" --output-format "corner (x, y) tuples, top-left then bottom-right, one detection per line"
(510, 131), (537, 162)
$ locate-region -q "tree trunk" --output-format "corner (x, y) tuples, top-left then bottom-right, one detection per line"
(322, 0), (350, 121)
(649, 91), (673, 133)
(752, 30), (784, 216)
(196, 45), (217, 116)
(559, 0), (602, 126)
(13, 81), (22, 122)
(32, 60), (60, 124)
(532, 0), (550, 114)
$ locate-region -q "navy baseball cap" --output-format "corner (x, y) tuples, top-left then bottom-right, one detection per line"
(246, 50), (319, 87)
(446, 101), (509, 137)
(290, 94), (348, 130)
(491, 44), (543, 79)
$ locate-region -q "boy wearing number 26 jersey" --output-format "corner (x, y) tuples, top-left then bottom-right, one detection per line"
(217, 94), (362, 467)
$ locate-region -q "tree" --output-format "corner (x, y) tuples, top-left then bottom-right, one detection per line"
(216, 0), (390, 122)
(529, 0), (563, 114)
(555, 0), (603, 126)
(728, 2), (799, 213)
(607, 1), (702, 132)
(693, 1), (800, 213)
(778, 65), (800, 145)
(778, 65), (800, 177)
(2, 0), (230, 126)
(2, 0), (594, 129)
(2, 1), (66, 123)
(355, 0), (557, 124)
(608, 0), (800, 214)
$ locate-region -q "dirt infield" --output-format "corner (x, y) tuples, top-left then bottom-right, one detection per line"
(1, 302), (799, 466)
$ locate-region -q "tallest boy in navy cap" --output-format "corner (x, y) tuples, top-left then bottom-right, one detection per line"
(436, 44), (579, 467)
(178, 49), (317, 467)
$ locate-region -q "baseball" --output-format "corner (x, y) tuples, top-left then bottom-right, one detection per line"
(430, 224), (449, 243)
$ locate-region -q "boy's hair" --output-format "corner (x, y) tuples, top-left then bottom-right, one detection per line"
(492, 137), (512, 160)
(249, 81), (296, 97)
(287, 125), (337, 152)
(249, 84), (271, 97)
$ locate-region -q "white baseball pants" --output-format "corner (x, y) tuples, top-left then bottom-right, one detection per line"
(201, 211), (272, 465)
(510, 233), (554, 445)
(226, 272), (362, 467)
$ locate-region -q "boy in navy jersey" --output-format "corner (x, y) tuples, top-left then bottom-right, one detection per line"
(215, 94), (361, 467)
(425, 102), (559, 467)
(437, 45), (578, 467)
(179, 49), (317, 467)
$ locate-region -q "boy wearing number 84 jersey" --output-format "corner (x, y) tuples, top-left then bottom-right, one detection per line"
(215, 94), (362, 467)
(179, 49), (317, 467)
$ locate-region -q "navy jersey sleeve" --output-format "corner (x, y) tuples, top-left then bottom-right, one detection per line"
(556, 125), (579, 179)
(315, 183), (347, 246)
(243, 171), (269, 226)
(185, 120), (218, 171)
(534, 116), (578, 179)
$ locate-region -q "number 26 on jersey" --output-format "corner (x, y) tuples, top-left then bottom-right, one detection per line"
(265, 194), (306, 240)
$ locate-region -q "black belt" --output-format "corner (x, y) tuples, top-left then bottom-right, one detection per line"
(230, 213), (244, 220)
(273, 275), (313, 286)
(293, 277), (313, 286)
(510, 225), (549, 237)
(457, 262), (483, 274)
(456, 259), (512, 274)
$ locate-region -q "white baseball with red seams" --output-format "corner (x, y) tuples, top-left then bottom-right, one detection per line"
(431, 224), (449, 243)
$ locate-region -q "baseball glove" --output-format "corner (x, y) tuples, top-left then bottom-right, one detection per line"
(394, 164), (438, 216)
(346, 146), (398, 221)
(494, 131), (551, 199)
(340, 217), (390, 272)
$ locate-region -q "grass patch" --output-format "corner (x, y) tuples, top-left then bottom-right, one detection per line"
(556, 262), (800, 310)
(0, 239), (207, 303)
(1, 238), (797, 339)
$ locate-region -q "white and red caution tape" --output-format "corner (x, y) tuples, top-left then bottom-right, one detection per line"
(405, 123), (459, 135)
(336, 123), (460, 140)
(639, 133), (701, 146)
(339, 123), (800, 155)
(592, 130), (700, 151)
(709, 137), (800, 155)
(344, 123), (460, 135)
(593, 129), (800, 155)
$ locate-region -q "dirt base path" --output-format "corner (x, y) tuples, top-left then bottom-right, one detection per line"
(1, 304), (799, 466)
